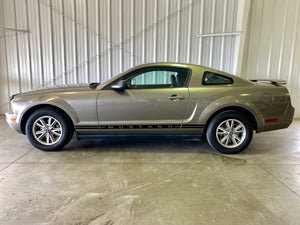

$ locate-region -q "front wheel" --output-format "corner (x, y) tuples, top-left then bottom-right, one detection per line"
(25, 108), (73, 151)
(206, 111), (253, 154)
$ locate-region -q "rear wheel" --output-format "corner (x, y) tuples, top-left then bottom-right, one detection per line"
(206, 110), (253, 154)
(25, 108), (73, 151)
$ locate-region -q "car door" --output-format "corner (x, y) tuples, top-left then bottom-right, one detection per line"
(97, 67), (191, 134)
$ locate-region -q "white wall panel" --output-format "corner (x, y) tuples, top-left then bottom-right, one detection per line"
(0, 0), (9, 114)
(0, 0), (242, 114)
(242, 0), (300, 118)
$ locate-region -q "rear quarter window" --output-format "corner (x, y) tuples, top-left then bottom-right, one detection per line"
(202, 72), (233, 85)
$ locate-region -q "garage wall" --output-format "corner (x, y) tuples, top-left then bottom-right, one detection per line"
(242, 0), (300, 118)
(0, 0), (244, 114)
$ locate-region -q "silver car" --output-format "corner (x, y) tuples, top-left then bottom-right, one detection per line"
(5, 63), (295, 154)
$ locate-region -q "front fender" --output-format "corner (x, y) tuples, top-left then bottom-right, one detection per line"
(197, 96), (265, 132)
(19, 95), (79, 126)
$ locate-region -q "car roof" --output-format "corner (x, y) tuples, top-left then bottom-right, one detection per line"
(132, 62), (236, 77)
(99, 62), (253, 89)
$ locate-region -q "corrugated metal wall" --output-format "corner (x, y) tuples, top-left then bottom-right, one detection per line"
(0, 0), (242, 114)
(242, 0), (300, 118)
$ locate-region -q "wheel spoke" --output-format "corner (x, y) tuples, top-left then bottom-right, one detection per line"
(232, 136), (237, 145)
(35, 130), (44, 135)
(50, 120), (57, 127)
(37, 132), (46, 140)
(51, 130), (61, 136)
(40, 119), (47, 127)
(52, 127), (62, 132)
(218, 127), (227, 133)
(234, 124), (243, 132)
(46, 133), (50, 144)
(225, 136), (230, 146)
(226, 121), (230, 130)
(36, 122), (44, 128)
(221, 135), (228, 144)
(230, 120), (234, 130)
(234, 130), (244, 134)
(233, 134), (241, 143)
(49, 132), (55, 143)
(48, 117), (52, 126)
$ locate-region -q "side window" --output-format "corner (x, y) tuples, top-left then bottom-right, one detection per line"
(125, 68), (190, 89)
(202, 72), (233, 85)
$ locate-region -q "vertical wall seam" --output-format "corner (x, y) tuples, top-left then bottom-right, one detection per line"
(98, 0), (101, 82)
(25, 0), (33, 90)
(175, 0), (181, 62)
(287, 0), (299, 86)
(85, 0), (89, 83)
(37, 0), (44, 87)
(255, 0), (265, 77)
(107, 0), (112, 78)
(277, 0), (289, 79)
(209, 0), (216, 67)
(198, 0), (204, 65)
(186, 0), (192, 63)
(130, 0), (134, 67)
(266, 0), (276, 79)
(62, 0), (67, 85)
(119, 0), (123, 71)
(296, 66), (300, 117)
(50, 0), (56, 85)
(228, 0), (237, 74)
(1, 0), (11, 102)
(220, 0), (227, 70)
(13, 0), (21, 92)
(153, 0), (157, 62)
(244, 0), (254, 79)
(164, 0), (169, 62)
(74, 0), (78, 84)
(142, 0), (146, 63)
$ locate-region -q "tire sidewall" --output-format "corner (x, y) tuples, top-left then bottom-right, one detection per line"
(207, 111), (253, 154)
(25, 108), (72, 151)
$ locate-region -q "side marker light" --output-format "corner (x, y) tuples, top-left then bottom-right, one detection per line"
(265, 118), (278, 123)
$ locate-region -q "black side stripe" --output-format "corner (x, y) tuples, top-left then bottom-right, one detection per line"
(74, 125), (99, 129)
(181, 125), (205, 128)
(75, 124), (205, 130)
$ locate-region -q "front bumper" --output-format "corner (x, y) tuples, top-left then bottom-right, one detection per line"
(5, 111), (22, 133)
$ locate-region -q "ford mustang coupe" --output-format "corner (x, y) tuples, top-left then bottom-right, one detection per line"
(5, 63), (295, 154)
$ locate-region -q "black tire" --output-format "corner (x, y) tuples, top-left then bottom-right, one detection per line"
(25, 108), (73, 151)
(206, 110), (253, 154)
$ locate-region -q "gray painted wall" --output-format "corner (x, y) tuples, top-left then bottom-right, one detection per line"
(0, 0), (241, 113)
(3, 0), (299, 119)
(241, 0), (300, 118)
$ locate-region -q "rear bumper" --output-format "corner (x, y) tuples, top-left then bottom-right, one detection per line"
(5, 111), (22, 133)
(262, 104), (295, 132)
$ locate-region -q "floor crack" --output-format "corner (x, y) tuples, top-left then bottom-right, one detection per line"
(0, 148), (34, 173)
(259, 164), (300, 199)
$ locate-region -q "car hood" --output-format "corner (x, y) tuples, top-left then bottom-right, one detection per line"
(13, 85), (92, 98)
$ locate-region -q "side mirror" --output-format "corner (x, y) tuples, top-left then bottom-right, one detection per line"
(89, 82), (100, 89)
(111, 80), (127, 91)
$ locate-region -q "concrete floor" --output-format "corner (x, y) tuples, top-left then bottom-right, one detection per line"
(0, 115), (300, 225)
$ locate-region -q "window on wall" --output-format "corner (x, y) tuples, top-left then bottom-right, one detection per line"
(114, 67), (190, 89)
(202, 72), (234, 85)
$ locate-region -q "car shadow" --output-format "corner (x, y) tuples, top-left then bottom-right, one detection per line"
(63, 135), (215, 154)
(61, 136), (251, 166)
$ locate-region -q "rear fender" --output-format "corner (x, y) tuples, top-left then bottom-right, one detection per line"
(197, 96), (265, 132)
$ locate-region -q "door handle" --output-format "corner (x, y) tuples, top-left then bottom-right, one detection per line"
(168, 95), (185, 101)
